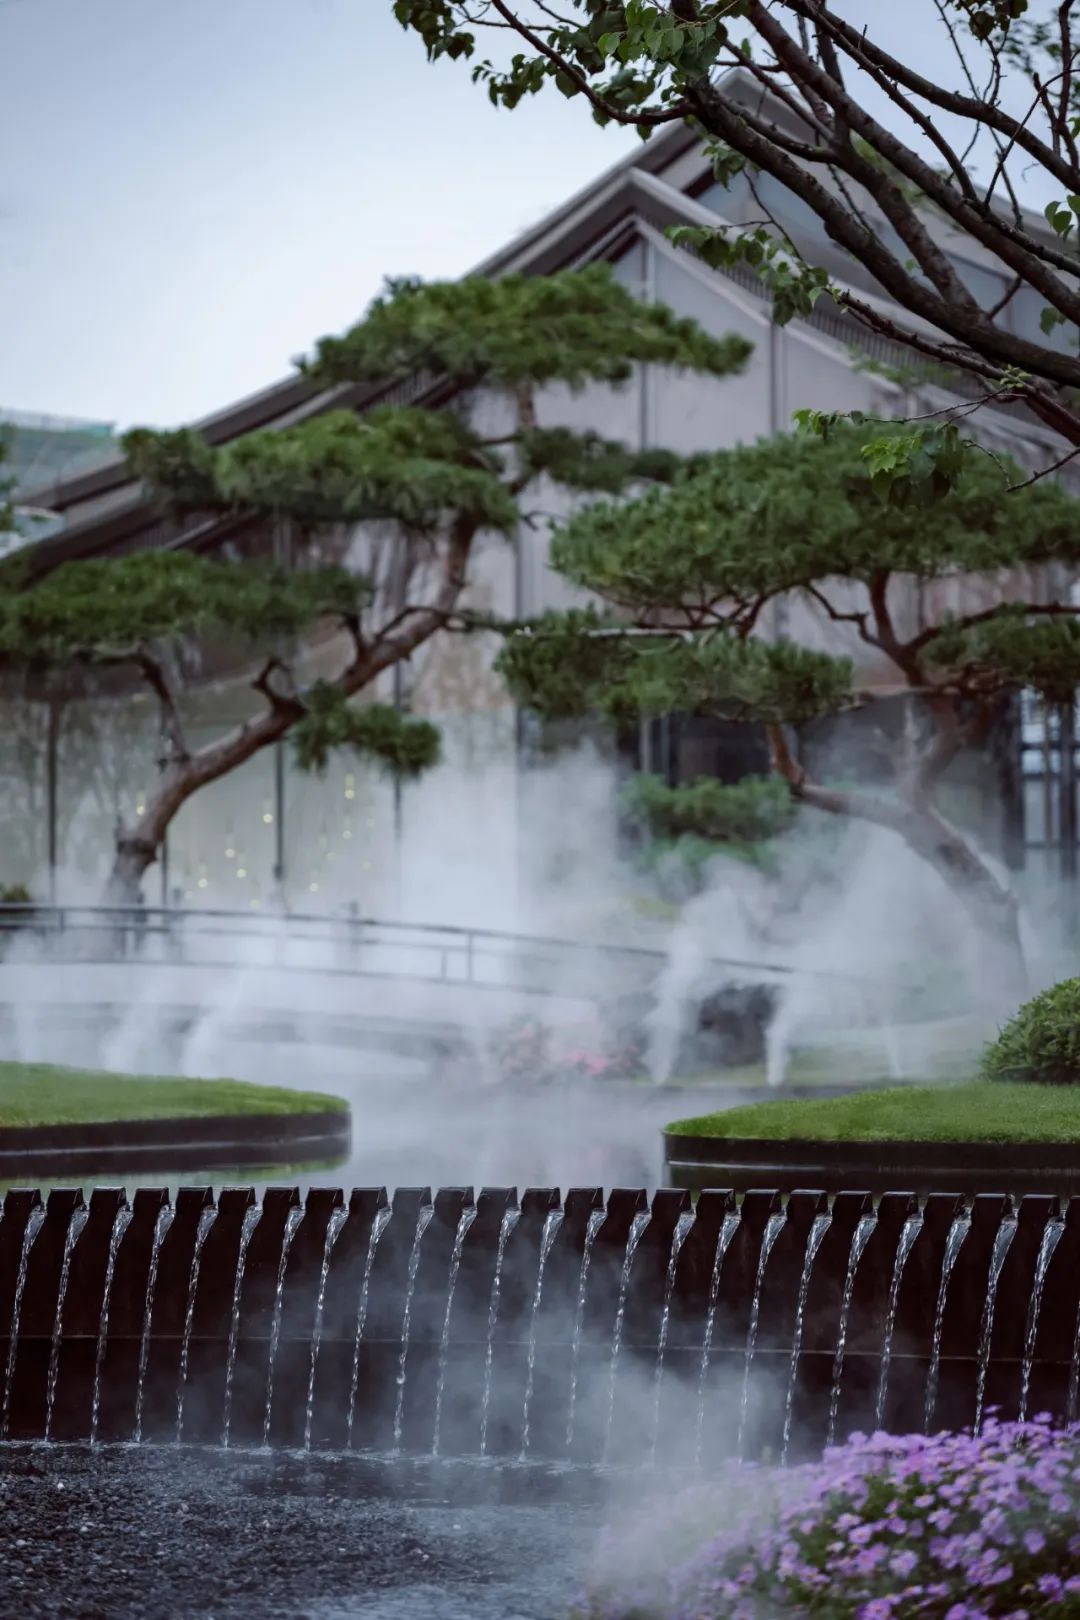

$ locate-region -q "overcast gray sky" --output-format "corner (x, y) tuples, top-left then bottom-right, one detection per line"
(1, 0), (646, 426)
(0, 0), (1053, 429)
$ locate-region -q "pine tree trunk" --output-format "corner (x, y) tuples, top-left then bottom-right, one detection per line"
(895, 805), (1027, 1000)
(765, 725), (1027, 1001)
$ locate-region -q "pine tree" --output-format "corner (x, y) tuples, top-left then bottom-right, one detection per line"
(1, 267), (749, 900)
(496, 423), (1080, 981)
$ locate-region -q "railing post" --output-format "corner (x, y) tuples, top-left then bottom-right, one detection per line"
(46, 697), (60, 904)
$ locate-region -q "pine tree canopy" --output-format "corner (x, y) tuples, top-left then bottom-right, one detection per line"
(497, 425), (1080, 725)
(549, 426), (1080, 610)
(124, 270), (751, 535)
(291, 683), (441, 776)
(927, 613), (1080, 705)
(624, 772), (795, 844)
(0, 551), (371, 664)
(124, 408), (519, 533)
(496, 607), (853, 725)
(301, 265), (752, 392)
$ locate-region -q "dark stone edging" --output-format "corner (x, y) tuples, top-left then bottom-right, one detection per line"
(0, 1109), (351, 1176)
(663, 1131), (1080, 1193)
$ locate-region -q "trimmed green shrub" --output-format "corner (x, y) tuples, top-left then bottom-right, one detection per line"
(981, 976), (1080, 1086)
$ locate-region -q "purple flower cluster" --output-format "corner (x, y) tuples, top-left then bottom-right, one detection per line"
(579, 1420), (1080, 1619)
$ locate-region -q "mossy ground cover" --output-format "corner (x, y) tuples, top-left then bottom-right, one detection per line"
(0, 1062), (346, 1128)
(668, 1080), (1080, 1144)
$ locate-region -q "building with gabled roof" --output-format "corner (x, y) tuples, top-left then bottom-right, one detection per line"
(6, 75), (1075, 916)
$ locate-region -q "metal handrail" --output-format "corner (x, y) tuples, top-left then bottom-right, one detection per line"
(0, 902), (911, 992)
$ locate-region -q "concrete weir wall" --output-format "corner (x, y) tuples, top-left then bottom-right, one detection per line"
(1, 1185), (1078, 1463)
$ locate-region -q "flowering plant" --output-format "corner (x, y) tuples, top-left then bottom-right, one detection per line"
(489, 1016), (555, 1084)
(578, 1420), (1080, 1619)
(560, 1041), (643, 1080)
(489, 1017), (644, 1084)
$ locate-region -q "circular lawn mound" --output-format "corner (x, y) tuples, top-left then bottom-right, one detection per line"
(664, 1081), (1080, 1195)
(0, 1061), (350, 1177)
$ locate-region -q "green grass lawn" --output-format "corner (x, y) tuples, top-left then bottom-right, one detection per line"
(667, 1081), (1080, 1145)
(660, 1051), (906, 1089)
(0, 1062), (347, 1128)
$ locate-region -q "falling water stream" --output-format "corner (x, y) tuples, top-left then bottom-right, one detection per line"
(602, 1211), (651, 1463)
(1, 1207), (45, 1441)
(924, 1215), (971, 1434)
(1019, 1219), (1064, 1424)
(875, 1214), (923, 1429)
(176, 1208), (218, 1443)
(565, 1209), (604, 1454)
(779, 1213), (832, 1465)
(736, 1212), (787, 1461)
(302, 1208), (348, 1452)
(825, 1215), (878, 1449)
(973, 1217), (1018, 1435)
(13, 1188), (1080, 1464)
(649, 1211), (695, 1460)
(132, 1206), (173, 1444)
(479, 1208), (520, 1457)
(89, 1208), (133, 1445)
(261, 1207), (304, 1446)
(221, 1206), (262, 1448)
(391, 1205), (435, 1451)
(1068, 1290), (1080, 1424)
(44, 1209), (89, 1441)
(431, 1207), (478, 1456)
(346, 1206), (392, 1449)
(519, 1210), (565, 1460)
(694, 1211), (741, 1467)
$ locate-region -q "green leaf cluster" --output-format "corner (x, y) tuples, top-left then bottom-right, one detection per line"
(951, 0), (1027, 40)
(0, 552), (369, 663)
(623, 771), (794, 843)
(301, 266), (751, 393)
(125, 409), (517, 534)
(668, 224), (830, 327)
(497, 614), (851, 727)
(291, 683), (441, 776)
(1044, 195), (1080, 240)
(395, 1), (735, 129)
(981, 976), (1080, 1087)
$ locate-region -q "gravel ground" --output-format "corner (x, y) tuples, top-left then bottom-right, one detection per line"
(0, 1444), (605, 1620)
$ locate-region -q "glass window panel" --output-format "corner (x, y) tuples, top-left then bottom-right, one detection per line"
(58, 693), (160, 895)
(1023, 778), (1047, 844)
(169, 724), (277, 909)
(0, 696), (51, 891)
